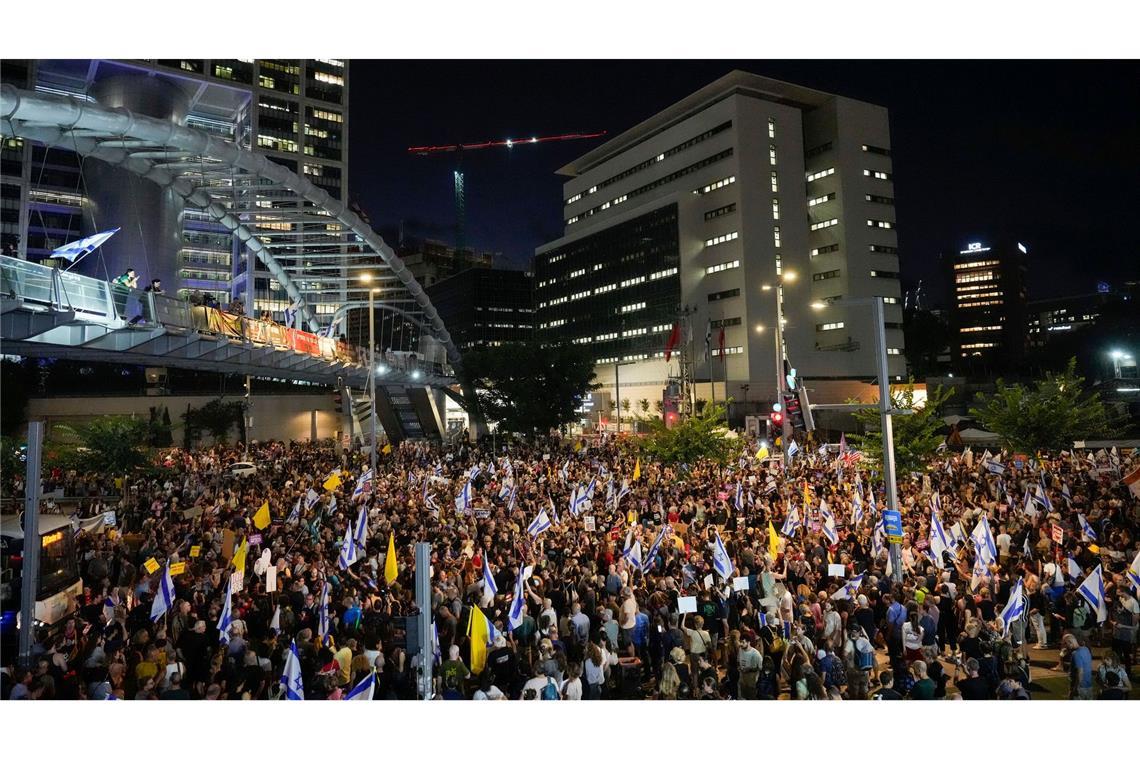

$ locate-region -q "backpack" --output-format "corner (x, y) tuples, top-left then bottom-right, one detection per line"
(540, 677), (560, 700)
(854, 637), (875, 671)
(827, 655), (847, 687)
(769, 635), (786, 654)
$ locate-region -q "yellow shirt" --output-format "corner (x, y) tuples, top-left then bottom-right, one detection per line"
(334, 646), (353, 686)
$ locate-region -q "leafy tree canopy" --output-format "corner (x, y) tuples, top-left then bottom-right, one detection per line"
(851, 380), (954, 474)
(639, 401), (735, 466)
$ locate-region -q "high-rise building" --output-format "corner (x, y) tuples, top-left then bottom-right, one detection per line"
(943, 239), (1029, 371)
(2, 59), (349, 325)
(534, 71), (904, 410)
(424, 268), (535, 350)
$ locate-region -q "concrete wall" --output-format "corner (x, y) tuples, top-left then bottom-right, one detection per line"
(26, 393), (342, 445)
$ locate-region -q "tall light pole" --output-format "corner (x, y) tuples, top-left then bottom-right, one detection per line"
(361, 274), (379, 475)
(812, 295), (902, 583)
(763, 270), (797, 468)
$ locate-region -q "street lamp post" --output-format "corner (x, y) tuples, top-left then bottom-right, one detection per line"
(813, 295), (902, 583)
(764, 272), (796, 469)
(362, 274), (378, 475)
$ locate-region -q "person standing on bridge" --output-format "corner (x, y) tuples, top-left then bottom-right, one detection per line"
(111, 268), (138, 321)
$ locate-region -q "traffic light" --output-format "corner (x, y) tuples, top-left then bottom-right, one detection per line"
(782, 391), (805, 431)
(769, 402), (784, 431)
(333, 390), (344, 416)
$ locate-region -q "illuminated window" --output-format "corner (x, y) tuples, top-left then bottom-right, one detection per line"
(810, 218), (839, 231)
(620, 302), (646, 313)
(712, 346), (744, 356)
(620, 275), (646, 288)
(705, 260), (740, 275)
(808, 193), (835, 207)
(696, 176), (736, 194)
(870, 244), (897, 255)
(768, 118), (776, 139)
(812, 244), (839, 257)
(807, 167), (835, 182)
(705, 231), (738, 247)
(869, 270), (899, 279)
(649, 267), (678, 281)
(817, 322), (845, 332)
(863, 169), (892, 180)
(314, 71), (344, 87)
(568, 268), (586, 279)
(887, 348), (901, 355)
(862, 144), (892, 156)
(866, 194), (894, 205)
(773, 226), (781, 248)
(771, 199), (780, 220)
(566, 193), (582, 205)
(867, 219), (894, 229)
(594, 283), (617, 295)
(770, 171), (779, 193)
(769, 145), (777, 166)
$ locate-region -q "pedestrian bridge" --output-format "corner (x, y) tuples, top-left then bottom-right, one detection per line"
(0, 254), (455, 390)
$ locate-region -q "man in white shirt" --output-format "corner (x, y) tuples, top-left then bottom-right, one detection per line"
(619, 587), (639, 637)
(570, 602), (591, 646)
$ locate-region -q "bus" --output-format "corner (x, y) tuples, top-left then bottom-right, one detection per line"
(0, 513), (83, 636)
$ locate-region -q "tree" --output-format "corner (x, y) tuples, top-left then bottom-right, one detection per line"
(638, 398), (650, 414)
(640, 401), (735, 466)
(654, 400), (664, 415)
(182, 399), (245, 445)
(970, 358), (1110, 452)
(458, 341), (599, 436)
(851, 381), (954, 475)
(65, 417), (151, 476)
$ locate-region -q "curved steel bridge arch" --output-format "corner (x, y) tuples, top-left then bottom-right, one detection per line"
(0, 84), (462, 368)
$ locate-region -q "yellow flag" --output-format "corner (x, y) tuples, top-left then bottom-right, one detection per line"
(170, 562), (187, 577)
(633, 458), (641, 481)
(768, 521), (780, 562)
(381, 443), (392, 455)
(802, 481), (811, 505)
(384, 532), (398, 585)
(323, 472), (342, 492)
(189, 545), (201, 558)
(756, 445), (769, 461)
(232, 538), (248, 571)
(253, 501), (271, 530)
(468, 604), (491, 674)
(574, 440), (582, 452)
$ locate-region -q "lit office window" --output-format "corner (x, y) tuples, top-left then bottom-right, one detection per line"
(807, 167), (835, 182)
(771, 199), (780, 220)
(810, 219), (839, 231)
(705, 260), (741, 275)
(817, 322), (845, 332)
(705, 231), (739, 247)
(768, 118), (776, 139)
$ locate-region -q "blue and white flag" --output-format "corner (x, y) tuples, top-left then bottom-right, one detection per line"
(487, 459), (496, 476)
(305, 488), (321, 509)
(270, 605), (281, 634)
(1076, 565), (1108, 623)
(283, 304), (298, 329)
(547, 494), (560, 525)
(584, 476), (597, 501)
(50, 227), (120, 263)
(852, 491), (864, 526)
(733, 482), (744, 511)
(1067, 556), (1083, 581)
(1126, 550), (1140, 594)
(970, 554), (992, 592)
(498, 480), (513, 502)
(287, 497), (302, 525)
(929, 509), (955, 568)
(432, 621), (442, 664)
(999, 578), (1027, 637)
(617, 478), (631, 506)
(345, 670), (375, 701)
(1032, 484), (1052, 512)
(644, 525), (671, 570)
(481, 559), (498, 606)
(931, 491), (942, 512)
(622, 529), (643, 572)
(868, 486), (877, 510)
(338, 507), (367, 570)
(949, 521), (967, 549)
(560, 460), (570, 481)
(1061, 483), (1072, 505)
(822, 514), (838, 546)
(570, 485), (589, 517)
(971, 515), (997, 565)
(983, 460), (1006, 476)
(710, 530), (734, 580)
(781, 505), (801, 537)
(434, 462), (443, 477)
(527, 508), (552, 540)
(281, 641), (305, 700)
(454, 480), (473, 515)
(217, 577), (234, 644)
(605, 478), (615, 507)
(149, 565), (175, 622)
(831, 572), (865, 602)
(468, 464), (481, 481)
(507, 564), (534, 631)
(318, 581), (331, 646)
(872, 519), (885, 557)
(506, 484), (518, 512)
(787, 440), (800, 459)
(1077, 513), (1097, 542)
(352, 469), (373, 501)
(1022, 487), (1038, 518)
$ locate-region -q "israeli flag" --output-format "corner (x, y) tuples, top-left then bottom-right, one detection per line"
(527, 508), (552, 540)
(287, 497), (302, 525)
(269, 605), (281, 634)
(868, 486), (877, 510)
(425, 493), (440, 515)
(787, 440), (800, 459)
(281, 641), (305, 700)
(1022, 534), (1033, 558)
(560, 460), (570, 481)
(481, 559), (498, 606)
(1067, 556), (1083, 581)
(217, 577), (234, 644)
(345, 670), (375, 701)
(507, 564), (534, 631)
(781, 505), (801, 537)
(434, 462), (443, 477)
(487, 459), (496, 476)
(49, 227), (120, 263)
(1126, 550), (1140, 593)
(570, 485), (589, 517)
(983, 460), (1006, 476)
(506, 485), (517, 512)
(1032, 484), (1052, 511)
(855, 478), (865, 502)
(548, 494), (560, 525)
(468, 464), (481, 481)
(326, 495), (338, 515)
(1021, 487), (1038, 519)
(1000, 579), (1027, 637)
(710, 530), (734, 580)
(872, 519), (885, 557)
(1061, 483), (1072, 505)
(622, 529), (643, 572)
(454, 480), (472, 515)
(584, 476), (597, 501)
(1077, 513), (1097, 542)
(931, 491), (942, 512)
(338, 507), (368, 570)
(503, 458), (514, 478)
(929, 510), (953, 569)
(149, 565), (175, 622)
(498, 480), (513, 501)
(852, 491), (864, 526)
(831, 572), (865, 602)
(1076, 565), (1108, 623)
(318, 581), (331, 646)
(733, 482), (744, 511)
(971, 515), (997, 565)
(617, 478), (631, 505)
(283, 305), (298, 329)
(644, 525), (671, 570)
(605, 478), (615, 507)
(305, 488), (321, 509)
(949, 522), (967, 549)
(970, 554), (992, 592)
(822, 514), (839, 546)
(103, 595), (117, 623)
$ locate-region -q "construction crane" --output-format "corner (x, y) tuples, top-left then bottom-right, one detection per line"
(408, 130), (606, 254)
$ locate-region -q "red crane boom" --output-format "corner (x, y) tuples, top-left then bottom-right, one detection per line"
(407, 130), (607, 156)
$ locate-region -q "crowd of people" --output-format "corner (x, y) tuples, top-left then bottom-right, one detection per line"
(2, 432), (1137, 701)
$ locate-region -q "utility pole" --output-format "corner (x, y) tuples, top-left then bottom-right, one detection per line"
(415, 542), (433, 700)
(870, 297), (903, 584)
(773, 286), (792, 469)
(368, 285), (378, 474)
(19, 421), (44, 667)
(676, 305), (698, 420)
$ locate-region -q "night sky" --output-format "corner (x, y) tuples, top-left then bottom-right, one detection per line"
(347, 60), (1140, 305)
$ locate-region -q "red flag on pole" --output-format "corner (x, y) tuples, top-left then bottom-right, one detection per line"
(664, 322), (680, 362)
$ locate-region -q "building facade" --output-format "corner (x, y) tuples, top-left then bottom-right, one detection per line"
(2, 59), (349, 326)
(534, 71), (905, 411)
(424, 267), (535, 350)
(943, 240), (1029, 371)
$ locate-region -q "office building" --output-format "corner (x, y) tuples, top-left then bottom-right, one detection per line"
(424, 268), (535, 350)
(943, 240), (1029, 371)
(2, 59), (349, 327)
(534, 70), (905, 410)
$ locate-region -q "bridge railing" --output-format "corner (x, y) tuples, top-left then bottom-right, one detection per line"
(1, 255), (454, 380)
